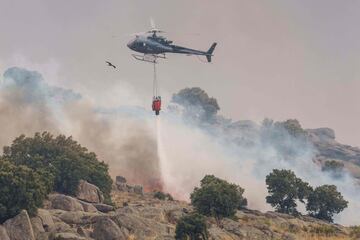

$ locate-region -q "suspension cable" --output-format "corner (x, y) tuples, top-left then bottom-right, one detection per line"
(153, 60), (159, 97)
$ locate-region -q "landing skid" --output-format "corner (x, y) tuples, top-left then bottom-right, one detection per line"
(132, 54), (166, 63)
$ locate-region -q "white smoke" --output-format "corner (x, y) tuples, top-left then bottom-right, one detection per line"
(0, 66), (359, 225)
(156, 102), (360, 225)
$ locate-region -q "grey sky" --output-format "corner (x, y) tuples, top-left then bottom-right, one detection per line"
(0, 0), (359, 146)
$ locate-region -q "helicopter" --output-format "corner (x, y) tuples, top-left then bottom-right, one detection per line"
(126, 20), (217, 116)
(127, 23), (217, 63)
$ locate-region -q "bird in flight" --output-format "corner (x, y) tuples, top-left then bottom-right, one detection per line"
(106, 61), (116, 68)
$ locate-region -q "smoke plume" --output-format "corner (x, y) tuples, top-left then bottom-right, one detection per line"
(0, 67), (359, 225)
(0, 67), (162, 191)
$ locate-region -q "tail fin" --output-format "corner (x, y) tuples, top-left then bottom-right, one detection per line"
(206, 42), (217, 62)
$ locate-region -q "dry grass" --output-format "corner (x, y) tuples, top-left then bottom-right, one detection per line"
(297, 235), (350, 240)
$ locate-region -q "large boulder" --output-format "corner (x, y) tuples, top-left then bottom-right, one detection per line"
(4, 210), (35, 240)
(49, 194), (84, 212)
(51, 232), (86, 240)
(48, 221), (75, 234)
(93, 203), (114, 213)
(76, 180), (104, 203)
(111, 211), (169, 239)
(79, 201), (98, 213)
(30, 217), (45, 238)
(76, 227), (92, 238)
(0, 225), (10, 240)
(50, 209), (102, 225)
(92, 217), (126, 240)
(37, 209), (55, 230)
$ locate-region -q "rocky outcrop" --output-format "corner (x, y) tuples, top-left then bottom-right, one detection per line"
(307, 128), (360, 179)
(79, 201), (98, 213)
(0, 226), (10, 240)
(37, 209), (54, 230)
(308, 128), (360, 163)
(49, 194), (84, 212)
(115, 175), (143, 195)
(92, 217), (125, 240)
(307, 128), (336, 142)
(3, 210), (35, 240)
(76, 180), (104, 203)
(30, 216), (44, 238)
(50, 210), (103, 225)
(0, 183), (354, 240)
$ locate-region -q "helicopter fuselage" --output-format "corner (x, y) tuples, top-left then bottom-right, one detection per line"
(127, 35), (211, 57)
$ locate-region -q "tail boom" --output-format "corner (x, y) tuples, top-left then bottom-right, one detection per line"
(206, 42), (217, 62)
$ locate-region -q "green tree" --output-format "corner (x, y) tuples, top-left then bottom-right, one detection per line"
(266, 169), (312, 215)
(190, 175), (247, 223)
(172, 87), (220, 121)
(175, 213), (208, 240)
(306, 185), (348, 222)
(3, 132), (113, 203)
(0, 158), (47, 223)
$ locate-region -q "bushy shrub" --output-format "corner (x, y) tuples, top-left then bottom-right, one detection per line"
(3, 132), (113, 202)
(190, 175), (247, 222)
(321, 160), (344, 178)
(0, 158), (47, 222)
(175, 213), (208, 240)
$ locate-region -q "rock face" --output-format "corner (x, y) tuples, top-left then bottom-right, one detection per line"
(307, 128), (336, 142)
(308, 128), (360, 162)
(4, 210), (35, 240)
(307, 128), (360, 179)
(76, 180), (104, 203)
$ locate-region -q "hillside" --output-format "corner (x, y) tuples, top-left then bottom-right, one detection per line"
(0, 178), (358, 240)
(307, 128), (360, 179)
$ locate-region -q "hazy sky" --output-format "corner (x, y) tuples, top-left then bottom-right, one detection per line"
(0, 0), (359, 147)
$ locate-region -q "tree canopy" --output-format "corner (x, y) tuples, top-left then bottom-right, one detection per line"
(306, 185), (348, 222)
(172, 87), (220, 121)
(190, 175), (247, 222)
(0, 158), (47, 223)
(2, 132), (113, 202)
(266, 169), (312, 215)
